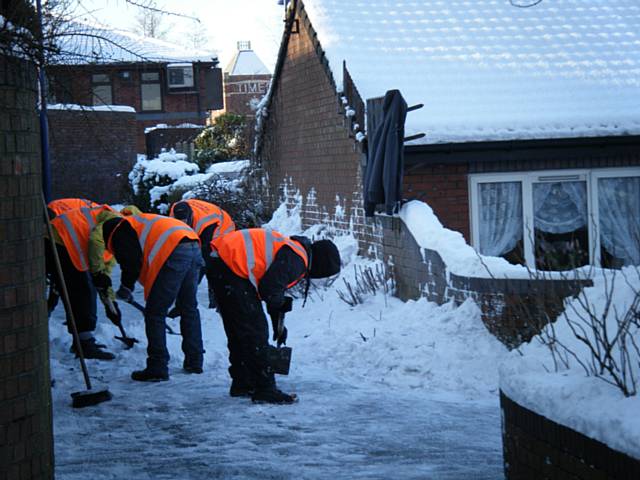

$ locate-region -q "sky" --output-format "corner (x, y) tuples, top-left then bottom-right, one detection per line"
(72, 0), (286, 71)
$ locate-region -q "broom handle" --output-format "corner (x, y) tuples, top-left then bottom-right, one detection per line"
(42, 194), (93, 390)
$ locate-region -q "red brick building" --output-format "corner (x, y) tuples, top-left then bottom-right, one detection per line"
(211, 41), (272, 121)
(256, 0), (640, 272)
(47, 22), (223, 152)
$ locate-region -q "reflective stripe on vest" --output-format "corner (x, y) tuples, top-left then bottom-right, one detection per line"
(216, 229), (308, 290)
(53, 206), (112, 271)
(171, 200), (235, 239)
(59, 214), (89, 271)
(48, 198), (97, 215)
(148, 225), (195, 265)
(125, 214), (200, 299)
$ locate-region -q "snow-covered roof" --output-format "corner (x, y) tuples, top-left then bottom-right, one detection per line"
(301, 0), (640, 144)
(225, 48), (270, 75)
(51, 20), (218, 65)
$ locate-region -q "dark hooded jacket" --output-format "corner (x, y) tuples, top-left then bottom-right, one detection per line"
(363, 89), (408, 216)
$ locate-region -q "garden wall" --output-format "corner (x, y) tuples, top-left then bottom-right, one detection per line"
(48, 107), (136, 204)
(379, 215), (591, 349)
(501, 391), (640, 479)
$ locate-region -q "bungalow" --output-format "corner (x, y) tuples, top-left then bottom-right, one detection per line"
(256, 0), (640, 273)
(47, 21), (223, 151)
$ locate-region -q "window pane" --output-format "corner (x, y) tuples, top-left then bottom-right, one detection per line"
(92, 74), (110, 83)
(141, 72), (159, 81)
(92, 85), (112, 105)
(141, 83), (161, 111)
(598, 176), (640, 267)
(478, 181), (524, 264)
(533, 181), (588, 270)
(168, 68), (184, 85)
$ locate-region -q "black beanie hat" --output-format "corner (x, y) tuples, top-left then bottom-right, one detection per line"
(309, 239), (341, 279)
(172, 202), (193, 226)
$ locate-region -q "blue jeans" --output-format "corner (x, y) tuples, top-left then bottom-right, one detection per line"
(144, 241), (204, 374)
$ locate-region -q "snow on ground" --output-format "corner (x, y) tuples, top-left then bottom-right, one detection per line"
(50, 213), (508, 479)
(500, 267), (640, 459)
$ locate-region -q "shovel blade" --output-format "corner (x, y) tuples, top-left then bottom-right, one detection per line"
(71, 388), (112, 408)
(115, 335), (139, 349)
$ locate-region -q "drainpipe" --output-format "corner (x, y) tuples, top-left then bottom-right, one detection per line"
(36, 0), (51, 201)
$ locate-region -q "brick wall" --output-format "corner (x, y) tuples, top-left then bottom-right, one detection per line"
(379, 215), (589, 348)
(403, 163), (470, 241)
(145, 126), (203, 159)
(0, 54), (54, 479)
(222, 73), (271, 118)
(501, 391), (640, 479)
(48, 108), (136, 203)
(258, 1), (380, 255)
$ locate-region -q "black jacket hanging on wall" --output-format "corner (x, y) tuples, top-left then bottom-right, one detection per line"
(363, 89), (408, 216)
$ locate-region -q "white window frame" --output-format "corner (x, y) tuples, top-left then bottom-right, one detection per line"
(166, 63), (194, 89)
(469, 167), (640, 269)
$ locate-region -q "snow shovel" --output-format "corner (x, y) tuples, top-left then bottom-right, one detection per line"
(42, 195), (112, 408)
(103, 297), (139, 349)
(269, 311), (292, 375)
(124, 298), (180, 335)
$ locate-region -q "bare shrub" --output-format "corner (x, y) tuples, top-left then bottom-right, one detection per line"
(337, 263), (395, 307)
(535, 268), (640, 397)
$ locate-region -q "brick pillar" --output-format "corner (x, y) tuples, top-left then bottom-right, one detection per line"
(0, 54), (54, 479)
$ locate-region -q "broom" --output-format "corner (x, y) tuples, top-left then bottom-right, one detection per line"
(43, 195), (112, 408)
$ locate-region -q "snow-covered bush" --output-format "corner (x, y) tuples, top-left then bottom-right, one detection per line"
(182, 165), (270, 229)
(194, 113), (249, 170)
(128, 150), (200, 213)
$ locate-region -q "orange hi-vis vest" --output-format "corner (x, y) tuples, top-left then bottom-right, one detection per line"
(169, 199), (235, 241)
(48, 198), (99, 216)
(212, 229), (308, 290)
(108, 214), (199, 299)
(51, 205), (115, 271)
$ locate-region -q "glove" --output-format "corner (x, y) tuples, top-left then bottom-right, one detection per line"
(267, 296), (293, 317)
(116, 285), (133, 303)
(91, 272), (112, 290)
(104, 300), (122, 326)
(276, 326), (288, 347)
(281, 296), (293, 313)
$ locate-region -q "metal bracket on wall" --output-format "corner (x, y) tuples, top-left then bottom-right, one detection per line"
(404, 103), (425, 143)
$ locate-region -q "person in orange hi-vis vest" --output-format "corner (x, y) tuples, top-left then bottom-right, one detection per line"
(46, 204), (119, 360)
(169, 199), (235, 309)
(209, 228), (341, 404)
(47, 198), (100, 219)
(45, 198), (100, 314)
(91, 212), (204, 382)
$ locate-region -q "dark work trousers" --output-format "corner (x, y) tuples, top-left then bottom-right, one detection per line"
(200, 224), (217, 308)
(209, 258), (275, 390)
(45, 240), (97, 335)
(144, 241), (204, 375)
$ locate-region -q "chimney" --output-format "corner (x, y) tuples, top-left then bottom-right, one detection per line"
(237, 40), (251, 51)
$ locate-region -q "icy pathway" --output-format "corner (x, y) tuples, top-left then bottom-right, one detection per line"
(53, 370), (502, 480)
(50, 262), (507, 479)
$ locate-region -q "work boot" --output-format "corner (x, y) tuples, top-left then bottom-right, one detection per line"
(72, 338), (115, 361)
(183, 364), (203, 374)
(251, 387), (297, 404)
(131, 369), (169, 382)
(229, 379), (255, 398)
